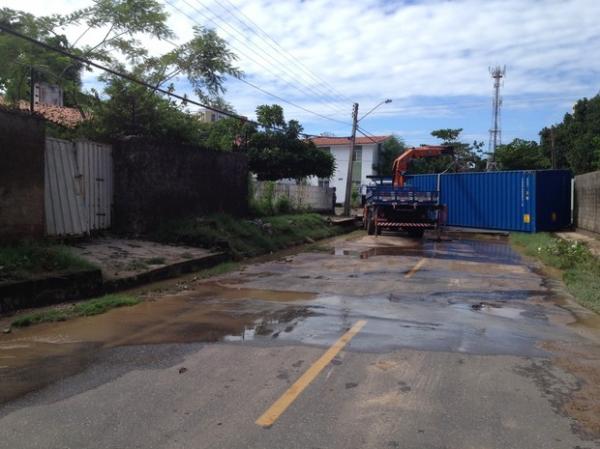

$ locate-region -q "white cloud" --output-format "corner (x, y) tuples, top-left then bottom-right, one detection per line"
(3, 0), (598, 141)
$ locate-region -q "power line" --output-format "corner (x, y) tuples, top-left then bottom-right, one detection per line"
(203, 0), (352, 105)
(0, 23), (330, 138)
(195, 0), (349, 109)
(166, 0), (348, 117)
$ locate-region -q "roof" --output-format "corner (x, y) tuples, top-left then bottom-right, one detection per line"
(0, 98), (88, 128)
(310, 135), (390, 146)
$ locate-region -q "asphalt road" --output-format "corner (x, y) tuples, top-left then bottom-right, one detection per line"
(1, 232), (600, 449)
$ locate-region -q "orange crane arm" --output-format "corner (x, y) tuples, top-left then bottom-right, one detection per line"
(392, 145), (454, 187)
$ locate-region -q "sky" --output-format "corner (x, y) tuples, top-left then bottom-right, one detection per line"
(5, 0), (600, 149)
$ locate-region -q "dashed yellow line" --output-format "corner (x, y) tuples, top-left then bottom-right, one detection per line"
(405, 258), (427, 279)
(255, 319), (367, 428)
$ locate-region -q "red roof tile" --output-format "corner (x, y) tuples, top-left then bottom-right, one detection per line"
(310, 136), (390, 146)
(0, 98), (88, 128)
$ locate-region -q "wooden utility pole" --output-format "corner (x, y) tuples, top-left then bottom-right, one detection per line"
(29, 66), (35, 113)
(550, 126), (557, 169)
(343, 102), (359, 216)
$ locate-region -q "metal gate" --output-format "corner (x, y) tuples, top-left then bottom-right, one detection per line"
(45, 138), (113, 236)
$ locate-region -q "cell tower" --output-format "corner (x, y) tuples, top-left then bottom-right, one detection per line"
(487, 65), (506, 171)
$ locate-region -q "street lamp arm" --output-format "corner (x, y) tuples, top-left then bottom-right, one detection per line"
(357, 99), (392, 122)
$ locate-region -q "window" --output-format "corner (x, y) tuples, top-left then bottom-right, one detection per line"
(352, 146), (362, 162)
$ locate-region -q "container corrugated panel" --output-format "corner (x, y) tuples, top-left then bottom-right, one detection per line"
(45, 138), (88, 235)
(535, 170), (572, 231)
(441, 171), (535, 232)
(405, 174), (437, 191)
(407, 170), (572, 232)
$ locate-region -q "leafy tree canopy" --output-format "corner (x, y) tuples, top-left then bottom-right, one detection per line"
(1, 2), (241, 143)
(539, 95), (600, 174)
(495, 138), (549, 171)
(408, 128), (485, 174)
(247, 105), (335, 181)
(374, 135), (405, 176)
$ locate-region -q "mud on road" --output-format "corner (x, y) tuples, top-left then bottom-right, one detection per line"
(1, 232), (600, 448)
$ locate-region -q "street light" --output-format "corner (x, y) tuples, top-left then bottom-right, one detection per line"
(343, 99), (393, 216)
(358, 99), (392, 123)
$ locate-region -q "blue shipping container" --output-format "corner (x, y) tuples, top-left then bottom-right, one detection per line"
(405, 170), (572, 232)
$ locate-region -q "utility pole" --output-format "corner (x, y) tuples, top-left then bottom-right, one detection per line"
(29, 66), (35, 113)
(487, 65), (506, 171)
(343, 102), (359, 216)
(550, 126), (557, 169)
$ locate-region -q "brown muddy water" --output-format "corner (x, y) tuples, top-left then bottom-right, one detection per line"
(0, 283), (316, 403)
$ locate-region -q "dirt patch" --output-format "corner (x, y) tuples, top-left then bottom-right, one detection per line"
(539, 340), (600, 439)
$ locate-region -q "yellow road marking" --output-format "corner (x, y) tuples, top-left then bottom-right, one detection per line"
(255, 319), (367, 428)
(405, 258), (427, 279)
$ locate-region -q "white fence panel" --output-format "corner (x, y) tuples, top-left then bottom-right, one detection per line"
(45, 138), (87, 236)
(76, 140), (113, 231)
(45, 138), (113, 236)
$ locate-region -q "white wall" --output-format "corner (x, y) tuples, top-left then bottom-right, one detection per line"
(311, 143), (378, 201)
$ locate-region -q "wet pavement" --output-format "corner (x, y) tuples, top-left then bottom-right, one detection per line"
(1, 232), (600, 448)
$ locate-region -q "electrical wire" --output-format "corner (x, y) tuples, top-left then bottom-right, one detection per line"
(0, 23), (333, 138)
(166, 0), (349, 118)
(198, 0), (352, 106)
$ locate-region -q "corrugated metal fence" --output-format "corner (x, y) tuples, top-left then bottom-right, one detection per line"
(45, 138), (113, 236)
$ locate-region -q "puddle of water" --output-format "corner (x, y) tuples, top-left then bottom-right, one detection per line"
(332, 238), (523, 265)
(0, 283), (317, 404)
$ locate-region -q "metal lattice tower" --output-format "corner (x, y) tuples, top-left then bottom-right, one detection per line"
(487, 65), (506, 171)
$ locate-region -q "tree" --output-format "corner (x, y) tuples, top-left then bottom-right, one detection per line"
(495, 139), (549, 170)
(374, 135), (405, 176)
(1, 3), (241, 144)
(540, 95), (600, 174)
(0, 8), (83, 107)
(408, 128), (485, 174)
(246, 105), (335, 180)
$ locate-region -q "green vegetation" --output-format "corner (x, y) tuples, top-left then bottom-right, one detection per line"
(151, 213), (344, 259)
(373, 135), (405, 176)
(540, 95), (600, 174)
(408, 128), (486, 174)
(11, 294), (140, 327)
(0, 241), (95, 282)
(496, 139), (550, 170)
(510, 233), (600, 313)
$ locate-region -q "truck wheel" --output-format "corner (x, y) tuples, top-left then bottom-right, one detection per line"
(407, 228), (425, 238)
(367, 216), (375, 235)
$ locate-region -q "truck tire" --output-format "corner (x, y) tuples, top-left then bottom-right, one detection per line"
(367, 215), (375, 235)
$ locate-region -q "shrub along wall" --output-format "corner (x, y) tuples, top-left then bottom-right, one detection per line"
(112, 138), (248, 234)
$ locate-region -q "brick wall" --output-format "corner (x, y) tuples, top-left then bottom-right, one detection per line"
(0, 109), (45, 241)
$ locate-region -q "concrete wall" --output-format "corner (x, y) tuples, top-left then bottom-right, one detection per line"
(575, 170), (600, 234)
(112, 139), (248, 234)
(254, 182), (335, 213)
(0, 109), (46, 241)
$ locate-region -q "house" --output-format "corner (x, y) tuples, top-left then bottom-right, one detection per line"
(0, 83), (87, 129)
(309, 135), (391, 202)
(196, 108), (230, 123)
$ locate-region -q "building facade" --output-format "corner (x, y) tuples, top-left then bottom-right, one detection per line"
(309, 136), (390, 202)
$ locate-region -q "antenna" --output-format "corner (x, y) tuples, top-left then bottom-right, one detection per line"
(487, 65), (506, 171)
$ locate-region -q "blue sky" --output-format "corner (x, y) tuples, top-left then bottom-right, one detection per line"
(5, 0), (600, 149)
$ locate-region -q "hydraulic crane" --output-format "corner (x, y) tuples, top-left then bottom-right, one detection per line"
(363, 145), (453, 237)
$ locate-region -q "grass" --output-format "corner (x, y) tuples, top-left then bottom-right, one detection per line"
(0, 240), (96, 282)
(11, 294), (140, 327)
(510, 232), (600, 313)
(151, 213), (345, 259)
